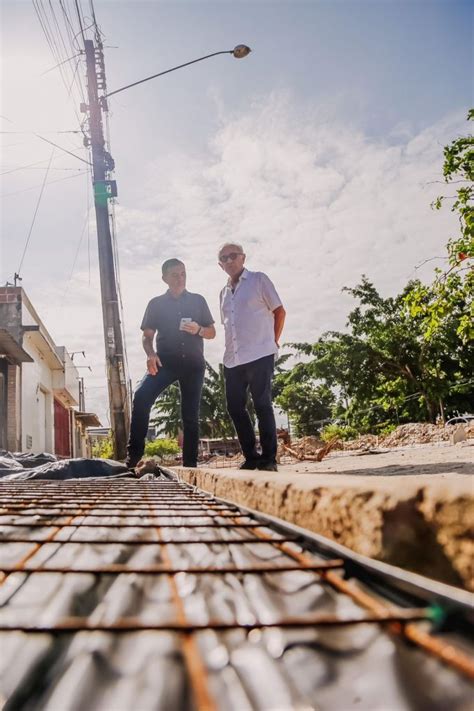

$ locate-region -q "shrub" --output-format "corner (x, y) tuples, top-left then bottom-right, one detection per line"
(91, 435), (114, 459)
(320, 423), (358, 442)
(376, 423), (398, 438)
(144, 438), (180, 459)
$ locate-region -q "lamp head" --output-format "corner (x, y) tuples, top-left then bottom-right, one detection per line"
(233, 44), (251, 59)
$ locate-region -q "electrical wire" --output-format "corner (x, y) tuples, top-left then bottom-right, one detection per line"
(86, 162), (91, 284)
(40, 52), (80, 76)
(17, 149), (55, 275)
(61, 187), (92, 301)
(32, 0), (86, 130)
(1, 170), (87, 198)
(59, 0), (82, 52)
(35, 134), (91, 165)
(0, 130), (82, 134)
(74, 0), (86, 44)
(1, 159), (54, 176)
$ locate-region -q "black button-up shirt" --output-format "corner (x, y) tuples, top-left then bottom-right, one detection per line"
(141, 290), (214, 366)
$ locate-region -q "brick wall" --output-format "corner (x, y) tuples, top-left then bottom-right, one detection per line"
(7, 364), (21, 451)
(0, 287), (22, 345)
(0, 287), (22, 303)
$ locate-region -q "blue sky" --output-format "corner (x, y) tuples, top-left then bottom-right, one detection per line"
(1, 0), (472, 424)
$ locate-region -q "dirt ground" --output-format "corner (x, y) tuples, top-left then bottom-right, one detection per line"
(175, 441), (474, 591)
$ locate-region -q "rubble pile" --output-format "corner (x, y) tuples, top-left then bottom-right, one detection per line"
(198, 422), (473, 467)
(379, 422), (452, 447)
(341, 434), (379, 451)
(277, 422), (473, 463)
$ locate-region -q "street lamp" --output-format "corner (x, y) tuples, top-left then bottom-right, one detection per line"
(103, 45), (252, 101)
(84, 43), (251, 459)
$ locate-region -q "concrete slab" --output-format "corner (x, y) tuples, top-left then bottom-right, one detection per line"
(175, 442), (474, 590)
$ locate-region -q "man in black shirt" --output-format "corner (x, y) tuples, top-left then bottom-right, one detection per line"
(126, 259), (215, 469)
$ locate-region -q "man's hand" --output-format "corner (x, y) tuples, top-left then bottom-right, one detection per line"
(147, 354), (162, 375)
(181, 320), (200, 335)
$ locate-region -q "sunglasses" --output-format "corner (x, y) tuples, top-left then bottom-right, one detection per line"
(219, 252), (243, 263)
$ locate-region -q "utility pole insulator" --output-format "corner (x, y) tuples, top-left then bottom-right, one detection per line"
(84, 39), (130, 460)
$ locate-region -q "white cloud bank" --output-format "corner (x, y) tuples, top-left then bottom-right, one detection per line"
(41, 95), (466, 424)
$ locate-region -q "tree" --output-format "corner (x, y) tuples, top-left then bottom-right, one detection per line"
(275, 117), (474, 433)
(280, 275), (473, 431)
(150, 383), (182, 437)
(273, 362), (334, 436)
(150, 362), (238, 441)
(200, 363), (235, 438)
(407, 111), (473, 344)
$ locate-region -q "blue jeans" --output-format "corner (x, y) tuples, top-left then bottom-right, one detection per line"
(127, 360), (205, 466)
(224, 354), (277, 463)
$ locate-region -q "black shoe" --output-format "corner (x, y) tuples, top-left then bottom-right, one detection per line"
(239, 459), (260, 470)
(125, 454), (142, 470)
(257, 461), (278, 472)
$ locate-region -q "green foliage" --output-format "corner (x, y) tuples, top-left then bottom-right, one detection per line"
(200, 363), (236, 438)
(144, 438), (180, 459)
(151, 383), (182, 437)
(91, 435), (114, 459)
(151, 362), (240, 440)
(280, 273), (473, 431)
(408, 111), (473, 344)
(320, 423), (358, 442)
(273, 363), (334, 436)
(376, 423), (397, 438)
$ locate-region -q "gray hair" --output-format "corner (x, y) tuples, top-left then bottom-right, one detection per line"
(218, 242), (244, 258)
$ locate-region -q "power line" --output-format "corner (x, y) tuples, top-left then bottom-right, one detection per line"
(0, 130), (82, 134)
(1, 158), (53, 176)
(1, 170), (87, 198)
(1, 165), (84, 173)
(32, 0), (86, 130)
(59, 0), (82, 52)
(17, 148), (55, 275)
(61, 184), (93, 302)
(74, 0), (86, 44)
(40, 52), (79, 75)
(35, 134), (91, 165)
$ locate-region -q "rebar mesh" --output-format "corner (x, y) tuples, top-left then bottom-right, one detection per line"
(0, 478), (472, 711)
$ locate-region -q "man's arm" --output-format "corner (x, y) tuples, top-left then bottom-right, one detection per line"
(273, 305), (286, 347)
(200, 324), (216, 339)
(181, 322), (216, 339)
(142, 328), (162, 375)
(180, 296), (216, 339)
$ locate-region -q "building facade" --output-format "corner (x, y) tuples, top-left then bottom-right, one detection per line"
(0, 286), (100, 456)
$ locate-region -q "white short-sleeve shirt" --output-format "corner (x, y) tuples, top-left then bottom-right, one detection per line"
(220, 268), (282, 368)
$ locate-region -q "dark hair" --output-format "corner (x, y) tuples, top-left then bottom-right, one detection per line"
(162, 258), (184, 276)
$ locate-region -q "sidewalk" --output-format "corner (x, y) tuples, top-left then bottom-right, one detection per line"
(175, 442), (474, 590)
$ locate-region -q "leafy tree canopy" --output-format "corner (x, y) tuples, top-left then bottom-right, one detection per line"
(275, 114), (473, 435)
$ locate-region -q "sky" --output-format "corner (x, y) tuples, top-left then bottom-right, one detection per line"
(1, 0), (472, 426)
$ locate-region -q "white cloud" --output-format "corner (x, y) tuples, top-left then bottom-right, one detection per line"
(37, 95), (465, 425)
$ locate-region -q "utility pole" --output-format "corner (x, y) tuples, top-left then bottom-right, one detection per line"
(83, 39), (129, 459)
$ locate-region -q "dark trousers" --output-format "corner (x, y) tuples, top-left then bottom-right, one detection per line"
(127, 361), (205, 467)
(224, 354), (277, 463)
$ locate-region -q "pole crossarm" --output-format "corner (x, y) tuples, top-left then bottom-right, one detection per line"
(103, 50), (234, 99)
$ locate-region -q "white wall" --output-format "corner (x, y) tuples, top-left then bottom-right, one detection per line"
(21, 335), (54, 453)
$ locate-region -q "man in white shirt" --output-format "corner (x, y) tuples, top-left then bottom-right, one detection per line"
(218, 242), (286, 471)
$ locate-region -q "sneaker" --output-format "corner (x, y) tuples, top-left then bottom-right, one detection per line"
(257, 461), (278, 472)
(239, 459), (260, 470)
